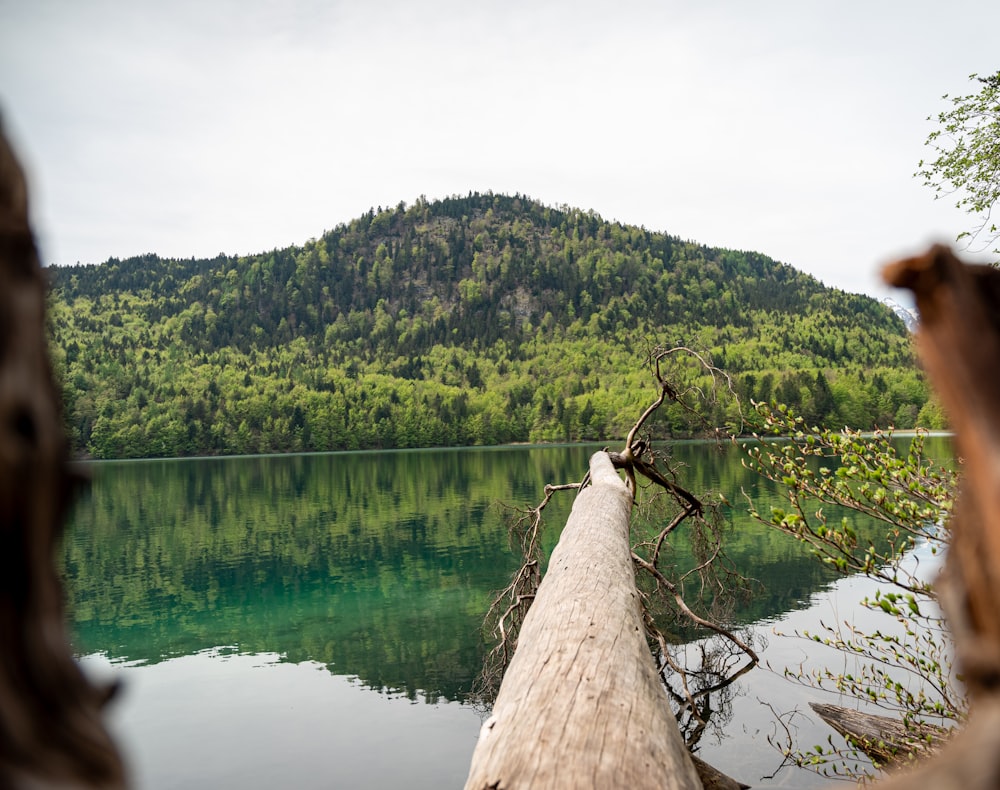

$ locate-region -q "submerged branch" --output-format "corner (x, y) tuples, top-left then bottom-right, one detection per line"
(632, 551), (759, 666)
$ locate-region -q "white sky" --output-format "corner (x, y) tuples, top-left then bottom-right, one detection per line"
(1, 0), (997, 299)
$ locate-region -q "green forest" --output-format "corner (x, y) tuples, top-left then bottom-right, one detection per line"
(46, 192), (935, 459)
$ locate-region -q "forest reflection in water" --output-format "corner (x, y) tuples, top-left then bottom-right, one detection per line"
(63, 438), (953, 789)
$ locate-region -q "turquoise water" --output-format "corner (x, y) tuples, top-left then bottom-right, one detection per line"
(63, 439), (953, 788)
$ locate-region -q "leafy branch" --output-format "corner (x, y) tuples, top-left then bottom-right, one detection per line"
(744, 401), (953, 590)
(916, 70), (1000, 255)
(744, 400), (962, 779)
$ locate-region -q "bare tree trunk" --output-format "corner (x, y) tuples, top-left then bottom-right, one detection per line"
(464, 451), (702, 790)
(0, 121), (126, 788)
(874, 246), (1000, 789)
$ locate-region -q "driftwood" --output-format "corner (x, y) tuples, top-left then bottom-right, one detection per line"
(464, 451), (703, 789)
(872, 245), (1000, 788)
(689, 755), (750, 790)
(0, 122), (126, 787)
(809, 702), (947, 766)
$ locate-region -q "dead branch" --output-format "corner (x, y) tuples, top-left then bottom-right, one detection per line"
(473, 475), (587, 704)
(608, 449), (704, 515)
(631, 552), (758, 665)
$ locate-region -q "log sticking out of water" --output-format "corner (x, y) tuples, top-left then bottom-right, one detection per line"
(689, 755), (750, 790)
(810, 703), (948, 766)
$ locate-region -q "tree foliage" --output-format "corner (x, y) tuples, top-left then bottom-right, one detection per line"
(917, 71), (1000, 254)
(47, 193), (925, 459)
(745, 402), (961, 779)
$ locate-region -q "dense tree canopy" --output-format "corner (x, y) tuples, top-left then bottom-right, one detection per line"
(47, 193), (929, 459)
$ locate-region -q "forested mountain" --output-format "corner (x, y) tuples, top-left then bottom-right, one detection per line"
(47, 192), (933, 459)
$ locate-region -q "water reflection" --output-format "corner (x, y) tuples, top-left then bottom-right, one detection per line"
(66, 447), (590, 700)
(64, 441), (950, 700)
(62, 439), (953, 788)
(82, 650), (482, 790)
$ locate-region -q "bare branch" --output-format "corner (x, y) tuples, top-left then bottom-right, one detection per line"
(632, 551), (759, 665)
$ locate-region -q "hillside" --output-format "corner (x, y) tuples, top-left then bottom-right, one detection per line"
(47, 192), (931, 459)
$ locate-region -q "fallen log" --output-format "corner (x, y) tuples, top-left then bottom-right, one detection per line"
(464, 451), (703, 789)
(809, 702), (948, 766)
(689, 755), (750, 790)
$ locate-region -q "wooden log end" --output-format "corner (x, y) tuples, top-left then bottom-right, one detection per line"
(810, 702), (947, 766)
(588, 450), (626, 490)
(690, 753), (750, 790)
(882, 244), (1000, 332)
(0, 122), (127, 789)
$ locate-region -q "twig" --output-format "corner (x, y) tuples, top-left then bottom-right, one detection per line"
(632, 551), (759, 665)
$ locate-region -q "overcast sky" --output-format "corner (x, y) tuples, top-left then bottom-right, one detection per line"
(2, 0), (997, 299)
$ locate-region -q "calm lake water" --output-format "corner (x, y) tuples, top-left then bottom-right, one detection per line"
(63, 439), (953, 789)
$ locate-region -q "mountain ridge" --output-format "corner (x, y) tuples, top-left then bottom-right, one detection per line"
(47, 192), (934, 459)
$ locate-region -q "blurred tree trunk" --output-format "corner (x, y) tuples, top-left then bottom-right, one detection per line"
(0, 121), (126, 788)
(876, 246), (1000, 788)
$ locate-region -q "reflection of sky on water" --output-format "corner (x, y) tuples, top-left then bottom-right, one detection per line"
(69, 440), (956, 788)
(81, 650), (483, 790)
(695, 540), (952, 788)
(80, 540), (950, 790)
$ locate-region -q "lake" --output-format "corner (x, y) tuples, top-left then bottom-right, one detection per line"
(62, 439), (953, 788)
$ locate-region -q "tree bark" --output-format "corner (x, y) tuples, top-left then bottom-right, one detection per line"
(874, 246), (1000, 788)
(0, 121), (126, 788)
(464, 451), (702, 790)
(809, 703), (946, 766)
